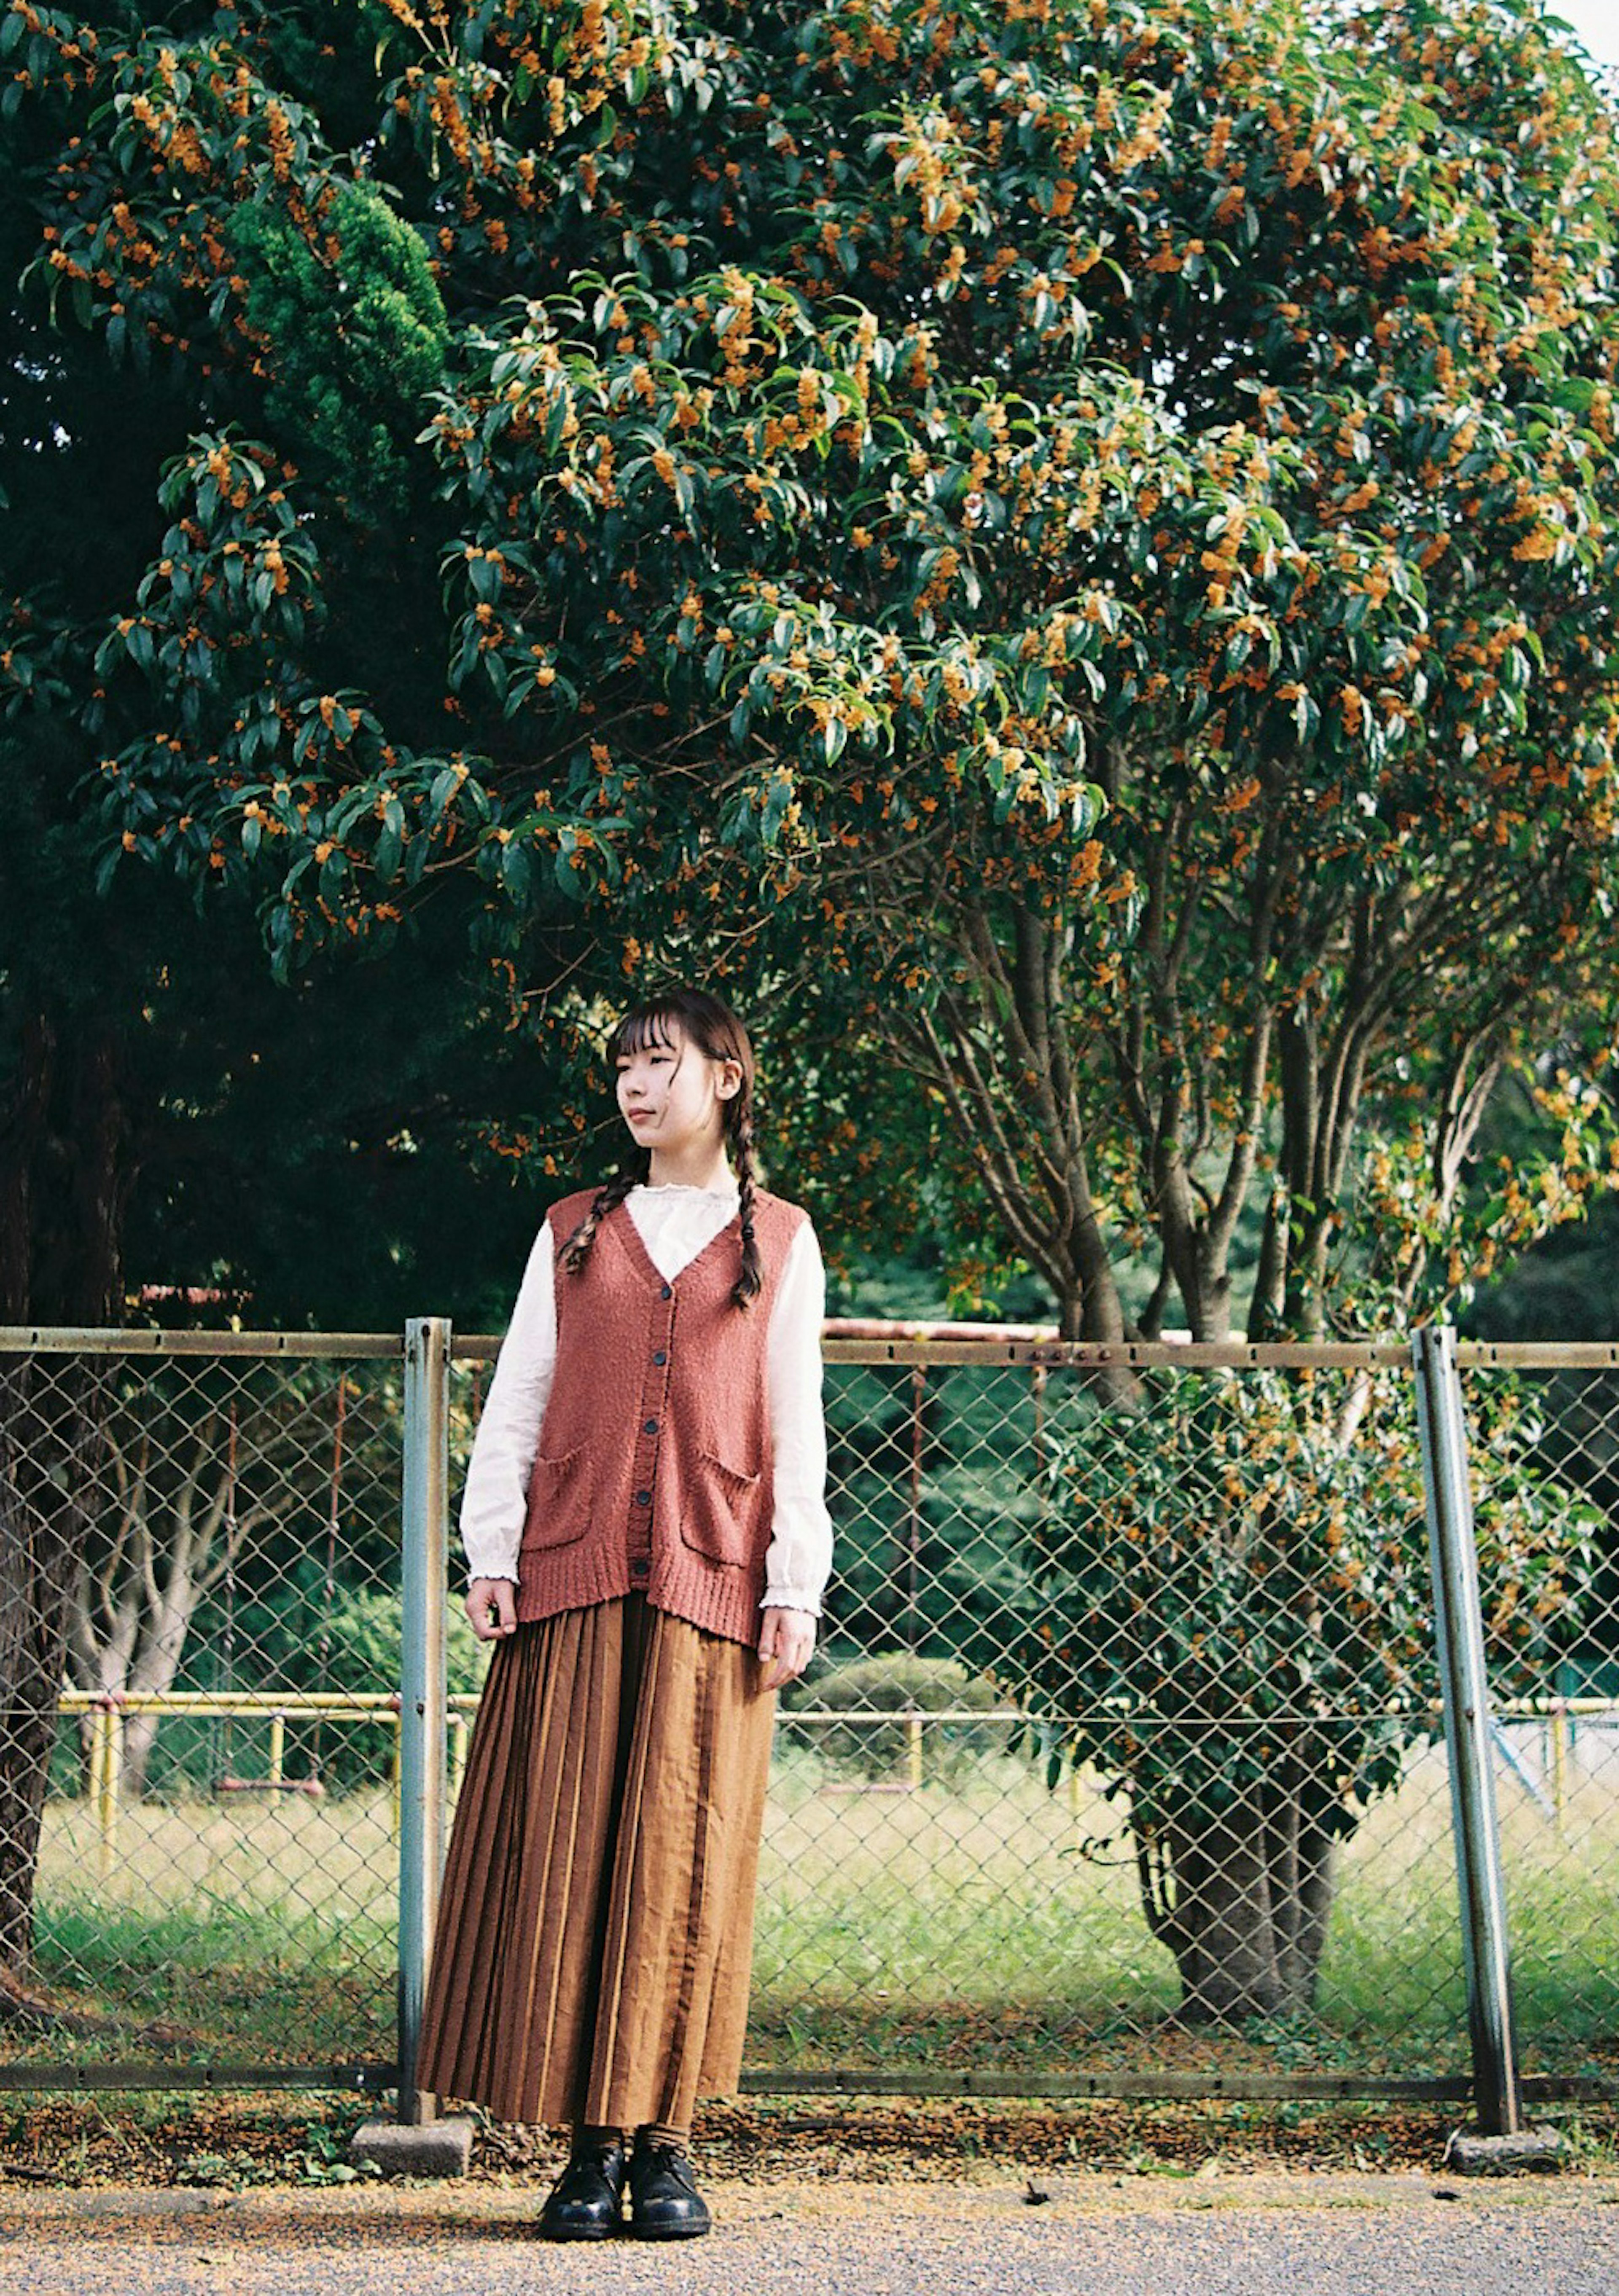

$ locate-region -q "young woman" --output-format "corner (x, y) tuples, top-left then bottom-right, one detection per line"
(417, 987), (832, 2240)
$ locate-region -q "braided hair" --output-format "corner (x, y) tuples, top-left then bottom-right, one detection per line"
(559, 988), (763, 1310)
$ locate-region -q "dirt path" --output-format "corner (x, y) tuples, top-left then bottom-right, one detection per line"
(5, 2177), (1619, 2296)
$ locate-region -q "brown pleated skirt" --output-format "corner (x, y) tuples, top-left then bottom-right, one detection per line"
(417, 1595), (775, 2130)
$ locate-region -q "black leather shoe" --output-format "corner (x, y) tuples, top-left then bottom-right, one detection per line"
(538, 2138), (627, 2241)
(629, 2135), (711, 2240)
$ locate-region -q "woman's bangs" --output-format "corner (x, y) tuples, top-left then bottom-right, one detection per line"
(610, 1003), (684, 1061)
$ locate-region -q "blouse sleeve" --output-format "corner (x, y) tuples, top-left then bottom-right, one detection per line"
(458, 1222), (557, 1584)
(762, 1219), (834, 1616)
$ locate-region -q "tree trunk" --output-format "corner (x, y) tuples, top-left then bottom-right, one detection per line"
(121, 1711), (159, 1802)
(1264, 1761), (1339, 2008)
(0, 1011), (132, 1987)
(0, 1359), (107, 1971)
(1248, 1192), (1288, 1340)
(1164, 1805), (1286, 2022)
(1061, 1170), (1129, 1346)
(1282, 1815), (1337, 2009)
(1149, 1770), (1339, 2025)
(67, 1421), (233, 1802)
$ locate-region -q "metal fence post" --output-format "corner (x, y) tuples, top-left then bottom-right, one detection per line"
(1412, 1323), (1522, 2136)
(398, 1316), (451, 2128)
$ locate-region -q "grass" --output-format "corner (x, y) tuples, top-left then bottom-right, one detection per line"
(21, 1789), (398, 2065)
(11, 1743), (1619, 2087)
(753, 1738), (1619, 2076)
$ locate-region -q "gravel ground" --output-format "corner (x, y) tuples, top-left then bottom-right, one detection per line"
(4, 2177), (1619, 2296)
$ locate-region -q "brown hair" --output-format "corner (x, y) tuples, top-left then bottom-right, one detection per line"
(558, 988), (762, 1309)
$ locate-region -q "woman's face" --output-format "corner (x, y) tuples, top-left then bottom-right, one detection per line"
(615, 1021), (740, 1160)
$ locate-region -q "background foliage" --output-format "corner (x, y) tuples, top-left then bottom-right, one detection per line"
(6, 0), (1619, 1340)
(7, 0), (1619, 2016)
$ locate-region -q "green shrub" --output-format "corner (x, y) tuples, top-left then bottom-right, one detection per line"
(785, 1652), (1008, 1781)
(294, 1589), (488, 1790)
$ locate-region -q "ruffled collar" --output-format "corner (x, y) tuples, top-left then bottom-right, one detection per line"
(632, 1179), (739, 1199)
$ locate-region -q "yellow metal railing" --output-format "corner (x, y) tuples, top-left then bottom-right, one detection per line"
(56, 1689), (1609, 1879)
(57, 1691), (479, 1878)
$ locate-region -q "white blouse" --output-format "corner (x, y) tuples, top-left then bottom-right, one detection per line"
(459, 1183), (834, 1616)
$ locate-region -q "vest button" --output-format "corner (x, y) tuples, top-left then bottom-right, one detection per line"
(653, 1350), (667, 1366)
(660, 1284), (672, 1299)
(643, 1418), (658, 1435)
(634, 1488), (651, 1507)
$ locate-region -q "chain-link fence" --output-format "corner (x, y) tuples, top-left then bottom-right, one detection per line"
(760, 1337), (1474, 2095)
(0, 1334), (408, 2091)
(1457, 1348), (1619, 2098)
(2, 1326), (1616, 2108)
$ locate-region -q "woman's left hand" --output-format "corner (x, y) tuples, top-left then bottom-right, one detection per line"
(758, 1606), (815, 1691)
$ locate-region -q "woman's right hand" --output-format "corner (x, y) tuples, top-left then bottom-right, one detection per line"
(466, 1577), (519, 1641)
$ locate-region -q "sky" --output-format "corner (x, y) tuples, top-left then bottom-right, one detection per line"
(1545, 0), (1619, 77)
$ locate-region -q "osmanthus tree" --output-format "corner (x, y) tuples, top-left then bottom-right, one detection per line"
(8, 0), (1619, 2022)
(41, 0), (1619, 1343)
(1017, 1363), (1601, 2023)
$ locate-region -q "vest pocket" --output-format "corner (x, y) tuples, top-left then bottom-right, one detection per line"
(680, 1449), (764, 1568)
(520, 1445), (592, 1551)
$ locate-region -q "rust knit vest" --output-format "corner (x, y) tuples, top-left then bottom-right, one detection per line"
(514, 1186), (808, 1645)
